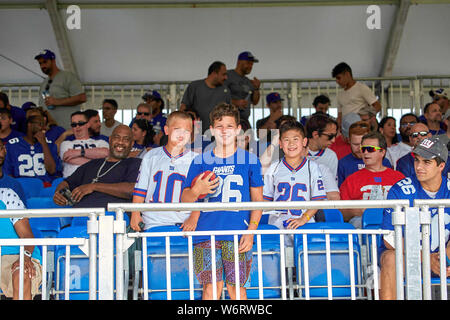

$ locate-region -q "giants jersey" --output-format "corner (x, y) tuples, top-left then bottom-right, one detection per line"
(183, 148), (264, 242)
(340, 168), (405, 201)
(307, 148), (338, 182)
(133, 146), (198, 229)
(263, 157), (327, 228)
(59, 137), (109, 177)
(3, 136), (62, 183)
(381, 176), (450, 253)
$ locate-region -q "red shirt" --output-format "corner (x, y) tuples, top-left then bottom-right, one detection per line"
(329, 135), (351, 160)
(340, 168), (405, 201)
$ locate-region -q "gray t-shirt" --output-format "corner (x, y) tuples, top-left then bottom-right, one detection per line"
(38, 70), (85, 130)
(101, 120), (122, 137)
(437, 133), (450, 150)
(225, 69), (256, 121)
(181, 79), (231, 133)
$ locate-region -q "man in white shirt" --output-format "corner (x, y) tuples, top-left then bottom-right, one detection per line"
(332, 62), (382, 129)
(386, 113), (419, 168)
(59, 111), (109, 177)
(305, 113), (339, 183)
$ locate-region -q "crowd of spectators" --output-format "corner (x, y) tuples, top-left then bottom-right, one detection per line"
(0, 49), (449, 300)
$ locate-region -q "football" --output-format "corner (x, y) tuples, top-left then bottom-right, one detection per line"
(191, 170), (217, 199)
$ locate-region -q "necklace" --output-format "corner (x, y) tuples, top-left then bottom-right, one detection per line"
(91, 158), (122, 184)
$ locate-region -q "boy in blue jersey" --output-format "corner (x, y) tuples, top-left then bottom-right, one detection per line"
(181, 103), (264, 300)
(0, 140), (42, 300)
(380, 137), (450, 300)
(3, 114), (62, 185)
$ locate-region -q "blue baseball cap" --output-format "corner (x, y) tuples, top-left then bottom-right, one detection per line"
(266, 92), (284, 104)
(142, 90), (162, 101)
(34, 49), (56, 60)
(21, 101), (37, 112)
(238, 51), (259, 63)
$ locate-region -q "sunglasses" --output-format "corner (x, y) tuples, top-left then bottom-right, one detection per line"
(321, 132), (337, 141)
(400, 121), (417, 128)
(45, 79), (53, 91)
(70, 121), (87, 128)
(410, 131), (429, 138)
(137, 112), (150, 116)
(360, 145), (383, 153)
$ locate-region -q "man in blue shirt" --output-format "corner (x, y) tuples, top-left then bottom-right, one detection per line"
(0, 92), (26, 133)
(380, 136), (450, 300)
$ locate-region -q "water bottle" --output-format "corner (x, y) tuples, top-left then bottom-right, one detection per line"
(42, 90), (54, 110)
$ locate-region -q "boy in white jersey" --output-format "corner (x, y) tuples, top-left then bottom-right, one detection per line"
(264, 120), (327, 231)
(130, 111), (198, 231)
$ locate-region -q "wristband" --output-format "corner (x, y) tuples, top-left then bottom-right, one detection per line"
(24, 250), (32, 258)
(250, 220), (258, 227)
(303, 213), (311, 222)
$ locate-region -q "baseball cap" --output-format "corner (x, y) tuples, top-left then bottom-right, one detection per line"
(266, 92), (284, 104)
(21, 101), (37, 112)
(430, 88), (448, 100)
(341, 112), (361, 138)
(142, 90), (162, 101)
(412, 136), (448, 163)
(238, 51), (259, 63)
(34, 49), (56, 60)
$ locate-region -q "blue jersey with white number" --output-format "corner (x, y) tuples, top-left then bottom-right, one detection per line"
(3, 136), (62, 183)
(184, 148), (264, 242)
(381, 176), (450, 253)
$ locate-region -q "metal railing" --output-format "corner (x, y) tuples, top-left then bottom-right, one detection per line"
(0, 199), (448, 300)
(1, 75), (449, 128)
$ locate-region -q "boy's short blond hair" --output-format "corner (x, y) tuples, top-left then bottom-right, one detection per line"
(209, 103), (240, 127)
(166, 110), (192, 127)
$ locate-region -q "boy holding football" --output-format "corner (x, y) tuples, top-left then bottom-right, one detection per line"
(181, 103), (264, 300)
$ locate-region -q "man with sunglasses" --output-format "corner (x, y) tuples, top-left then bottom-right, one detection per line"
(59, 111), (109, 178)
(340, 132), (404, 228)
(305, 113), (339, 181)
(338, 120), (392, 187)
(35, 49), (86, 130)
(386, 113), (419, 169)
(380, 136), (450, 300)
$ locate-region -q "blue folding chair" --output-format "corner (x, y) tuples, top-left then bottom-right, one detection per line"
(142, 225), (202, 300)
(294, 222), (362, 298)
(40, 177), (64, 197)
(15, 177), (44, 203)
(323, 209), (344, 223)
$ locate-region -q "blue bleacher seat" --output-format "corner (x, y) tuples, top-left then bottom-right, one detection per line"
(71, 211), (129, 227)
(40, 177), (64, 197)
(323, 209), (344, 223)
(247, 224), (282, 299)
(26, 197), (72, 228)
(362, 208), (383, 229)
(143, 225), (202, 300)
(294, 222), (362, 298)
(15, 177), (44, 202)
(55, 225), (127, 300)
(29, 217), (61, 239)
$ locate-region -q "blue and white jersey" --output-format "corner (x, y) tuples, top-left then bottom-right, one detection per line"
(381, 175), (450, 253)
(307, 148), (338, 182)
(134, 146), (198, 229)
(263, 157), (327, 228)
(338, 153), (392, 187)
(183, 148), (264, 242)
(3, 136), (62, 183)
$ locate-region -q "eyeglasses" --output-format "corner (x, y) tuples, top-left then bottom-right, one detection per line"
(45, 79), (53, 91)
(321, 132), (337, 140)
(137, 112), (150, 116)
(70, 121), (87, 128)
(400, 121), (417, 128)
(360, 145), (383, 153)
(410, 131), (429, 138)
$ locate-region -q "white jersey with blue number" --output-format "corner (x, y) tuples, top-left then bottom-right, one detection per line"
(133, 146), (198, 229)
(263, 157), (327, 229)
